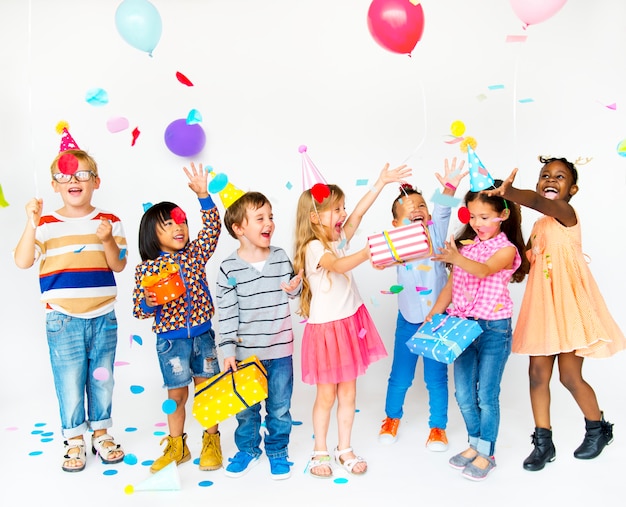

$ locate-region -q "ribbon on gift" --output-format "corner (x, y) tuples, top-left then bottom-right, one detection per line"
(381, 226), (433, 264)
(382, 230), (402, 263)
(413, 315), (466, 358)
(194, 359), (268, 409)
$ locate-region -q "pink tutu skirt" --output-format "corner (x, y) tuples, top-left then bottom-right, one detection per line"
(301, 304), (387, 385)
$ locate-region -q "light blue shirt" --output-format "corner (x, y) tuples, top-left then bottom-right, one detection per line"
(396, 203), (451, 324)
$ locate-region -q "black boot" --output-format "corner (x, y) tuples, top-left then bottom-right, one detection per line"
(523, 427), (556, 471)
(573, 412), (614, 460)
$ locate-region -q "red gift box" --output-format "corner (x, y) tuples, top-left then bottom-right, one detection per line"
(367, 222), (432, 267)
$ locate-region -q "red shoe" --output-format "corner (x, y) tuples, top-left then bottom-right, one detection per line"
(426, 428), (448, 452)
(378, 417), (400, 444)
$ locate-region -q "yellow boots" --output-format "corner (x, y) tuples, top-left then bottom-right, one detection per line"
(150, 432), (223, 474)
(199, 431), (223, 471)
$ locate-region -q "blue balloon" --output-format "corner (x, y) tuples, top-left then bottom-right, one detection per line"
(164, 119), (206, 157)
(115, 0), (162, 56)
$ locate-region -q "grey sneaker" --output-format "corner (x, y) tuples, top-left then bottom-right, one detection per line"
(448, 449), (477, 470)
(461, 454), (496, 481)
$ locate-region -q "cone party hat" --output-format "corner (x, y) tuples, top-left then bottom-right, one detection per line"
(207, 168), (245, 208)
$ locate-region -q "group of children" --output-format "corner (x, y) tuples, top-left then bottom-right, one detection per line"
(14, 145), (625, 482)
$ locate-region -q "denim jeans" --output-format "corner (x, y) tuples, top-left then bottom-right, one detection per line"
(453, 318), (512, 456)
(234, 355), (293, 459)
(156, 330), (220, 389)
(384, 312), (449, 428)
(46, 310), (118, 439)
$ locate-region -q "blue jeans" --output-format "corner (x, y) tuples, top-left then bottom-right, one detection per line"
(46, 310), (118, 439)
(385, 312), (449, 428)
(453, 318), (512, 456)
(156, 330), (220, 389)
(234, 355), (293, 459)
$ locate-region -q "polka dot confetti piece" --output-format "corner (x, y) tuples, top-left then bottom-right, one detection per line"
(162, 399), (177, 415)
(292, 420), (303, 426)
(389, 285), (404, 294)
(123, 454), (138, 465)
(85, 87), (109, 106)
(130, 385), (145, 394)
(93, 367), (110, 381)
(103, 469), (118, 476)
(227, 277), (237, 287)
(106, 116), (129, 133)
(358, 328), (367, 339)
(419, 289), (432, 295)
(334, 478), (349, 484)
(124, 485), (134, 495)
(130, 334), (143, 346)
(198, 481), (214, 487)
(337, 238), (347, 250)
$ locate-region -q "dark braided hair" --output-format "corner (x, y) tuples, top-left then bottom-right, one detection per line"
(538, 156), (578, 184)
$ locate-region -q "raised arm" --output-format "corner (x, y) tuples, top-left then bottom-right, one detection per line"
(343, 163), (412, 242)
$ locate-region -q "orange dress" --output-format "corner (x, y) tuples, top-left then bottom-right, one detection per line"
(513, 213), (625, 358)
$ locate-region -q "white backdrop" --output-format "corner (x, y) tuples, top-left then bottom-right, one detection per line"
(1, 0), (625, 431)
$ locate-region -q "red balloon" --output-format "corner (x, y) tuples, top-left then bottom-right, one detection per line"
(367, 0), (425, 55)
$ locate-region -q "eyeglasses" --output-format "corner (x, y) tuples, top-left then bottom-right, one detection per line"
(52, 171), (97, 183)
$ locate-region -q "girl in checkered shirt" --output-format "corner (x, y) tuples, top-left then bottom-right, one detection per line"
(426, 181), (528, 481)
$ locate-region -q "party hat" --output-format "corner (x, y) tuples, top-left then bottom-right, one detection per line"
(208, 169), (245, 208)
(466, 145), (494, 191)
(299, 145), (328, 191)
(56, 121), (80, 152)
(127, 462), (181, 493)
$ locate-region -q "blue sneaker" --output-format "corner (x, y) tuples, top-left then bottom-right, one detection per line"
(224, 451), (260, 478)
(269, 456), (294, 480)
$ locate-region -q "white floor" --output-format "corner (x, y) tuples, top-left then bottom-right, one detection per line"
(2, 330), (625, 507)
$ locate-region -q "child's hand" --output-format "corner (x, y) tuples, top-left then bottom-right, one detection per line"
(483, 168), (518, 198)
(224, 356), (238, 372)
(183, 162), (209, 198)
(431, 235), (461, 265)
(25, 198), (43, 227)
(436, 157), (468, 193)
(280, 269), (303, 293)
(143, 290), (159, 307)
(379, 163), (413, 186)
(96, 218), (113, 242)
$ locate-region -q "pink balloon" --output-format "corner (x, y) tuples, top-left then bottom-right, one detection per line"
(509, 0), (567, 27)
(367, 0), (425, 55)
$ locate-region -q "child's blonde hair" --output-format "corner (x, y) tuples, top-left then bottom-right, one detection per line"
(50, 149), (98, 177)
(293, 184), (345, 318)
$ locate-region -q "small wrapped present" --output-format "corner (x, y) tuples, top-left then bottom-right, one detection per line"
(192, 356), (268, 428)
(405, 313), (483, 364)
(367, 222), (432, 267)
(141, 261), (186, 305)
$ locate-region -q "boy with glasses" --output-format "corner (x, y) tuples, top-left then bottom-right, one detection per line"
(14, 147), (127, 472)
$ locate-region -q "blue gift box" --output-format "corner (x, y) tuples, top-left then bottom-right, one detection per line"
(405, 313), (483, 364)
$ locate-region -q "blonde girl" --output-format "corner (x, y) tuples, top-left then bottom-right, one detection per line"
(293, 163), (411, 478)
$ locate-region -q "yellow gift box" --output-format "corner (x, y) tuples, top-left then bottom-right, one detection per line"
(192, 356), (268, 428)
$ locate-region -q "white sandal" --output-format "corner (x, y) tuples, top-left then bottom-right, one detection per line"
(91, 433), (125, 464)
(62, 438), (86, 472)
(307, 450), (333, 478)
(334, 447), (367, 475)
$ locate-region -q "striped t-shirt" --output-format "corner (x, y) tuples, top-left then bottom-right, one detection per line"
(35, 208), (127, 317)
(216, 246), (300, 361)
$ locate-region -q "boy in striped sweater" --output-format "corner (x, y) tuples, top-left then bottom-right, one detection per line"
(14, 149), (127, 472)
(216, 191), (302, 480)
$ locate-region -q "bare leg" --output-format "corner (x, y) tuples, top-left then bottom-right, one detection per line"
(310, 383), (336, 477)
(166, 386), (189, 437)
(336, 380), (366, 474)
(557, 352), (602, 420)
(529, 355), (557, 429)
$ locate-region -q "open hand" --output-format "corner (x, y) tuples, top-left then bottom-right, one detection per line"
(183, 162), (209, 198)
(280, 269), (303, 292)
(436, 157), (468, 191)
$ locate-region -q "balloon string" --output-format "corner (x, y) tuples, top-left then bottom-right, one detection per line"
(512, 41), (521, 168)
(400, 76), (427, 165)
(28, 0), (38, 200)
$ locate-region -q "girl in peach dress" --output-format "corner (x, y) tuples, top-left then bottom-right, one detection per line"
(490, 157), (625, 472)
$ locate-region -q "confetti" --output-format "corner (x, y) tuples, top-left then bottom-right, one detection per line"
(176, 71), (194, 86)
(131, 127), (140, 146)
